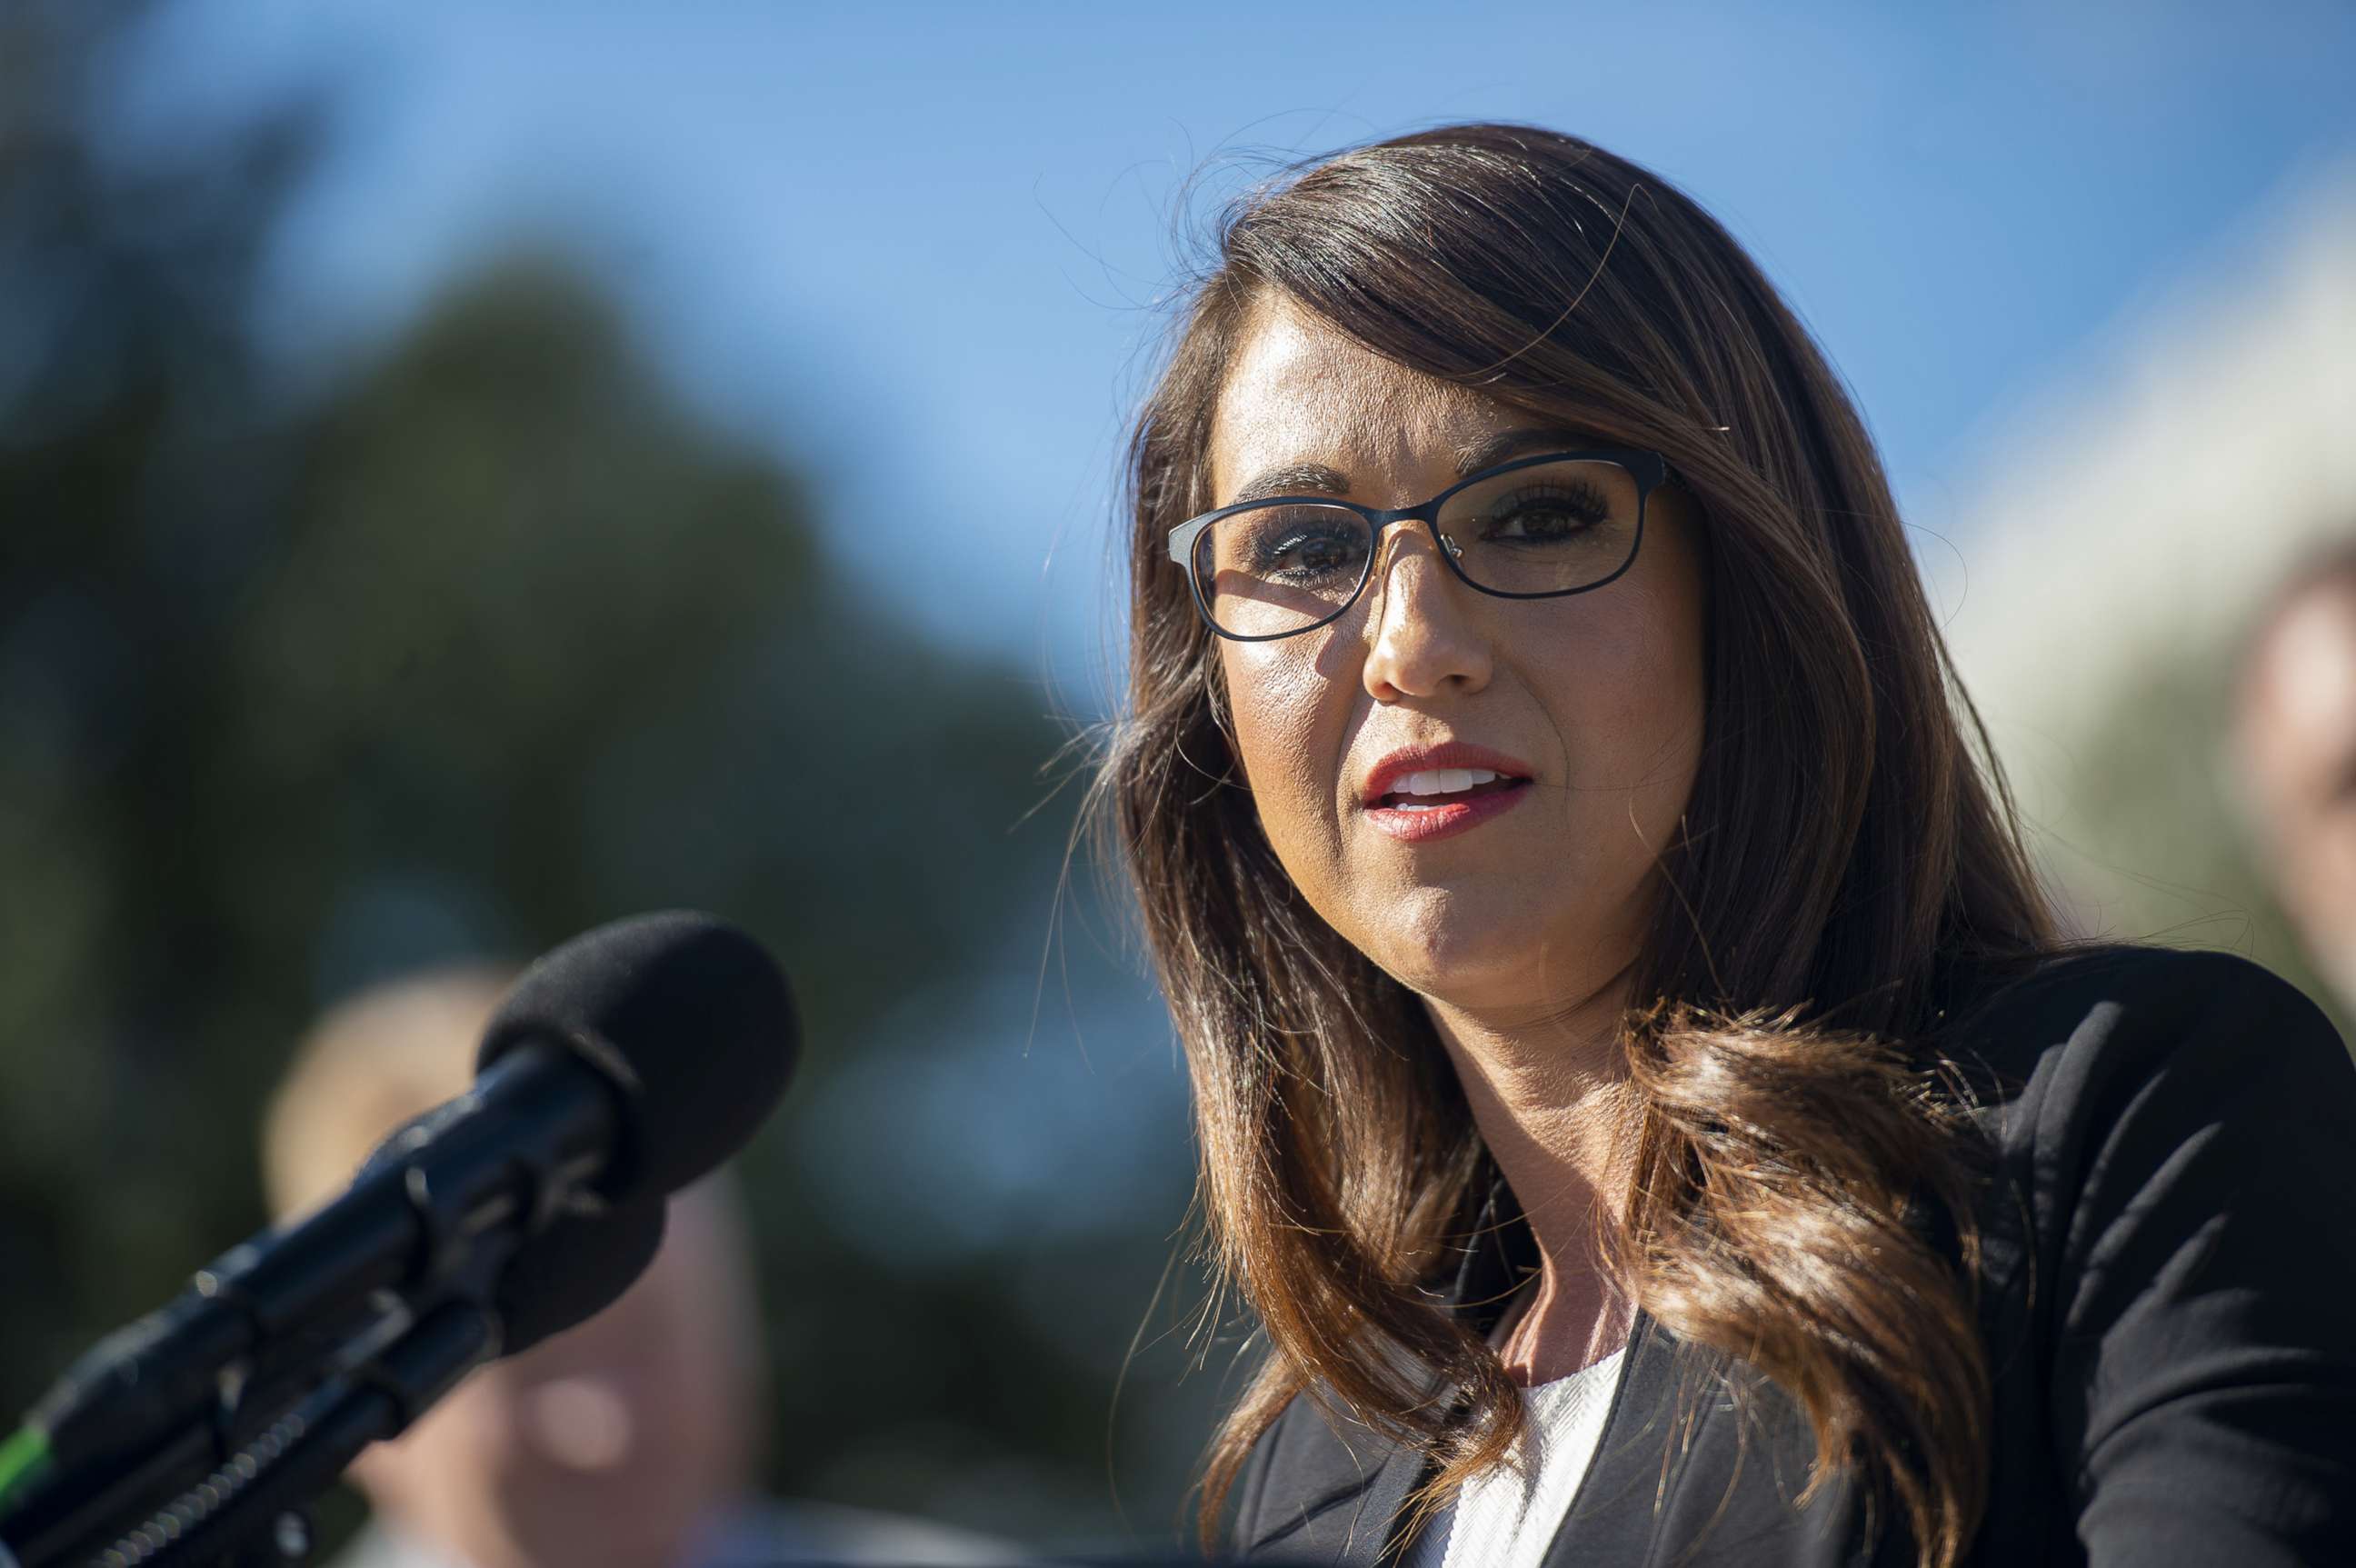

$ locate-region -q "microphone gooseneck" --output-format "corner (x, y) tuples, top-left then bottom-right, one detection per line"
(0, 911), (797, 1568)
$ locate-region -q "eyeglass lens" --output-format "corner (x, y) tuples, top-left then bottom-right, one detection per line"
(1191, 457), (1644, 639)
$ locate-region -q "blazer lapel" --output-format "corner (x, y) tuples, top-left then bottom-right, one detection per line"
(1538, 1307), (1692, 1567)
(1240, 1176), (1705, 1566)
(1236, 1169), (1890, 1567)
(1243, 1310), (1695, 1567)
(1252, 1421), (1426, 1566)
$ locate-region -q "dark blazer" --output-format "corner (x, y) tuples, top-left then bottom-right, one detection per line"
(1229, 947), (2356, 1566)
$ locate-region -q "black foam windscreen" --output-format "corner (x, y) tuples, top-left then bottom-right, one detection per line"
(351, 1111), (671, 1356)
(494, 1199), (667, 1355)
(474, 911), (798, 1204)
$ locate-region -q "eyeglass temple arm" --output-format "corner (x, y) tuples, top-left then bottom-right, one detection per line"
(1167, 518), (1207, 565)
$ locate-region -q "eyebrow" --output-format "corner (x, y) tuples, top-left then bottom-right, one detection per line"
(1452, 426), (1598, 477)
(1226, 462), (1350, 507)
(1222, 428), (1598, 509)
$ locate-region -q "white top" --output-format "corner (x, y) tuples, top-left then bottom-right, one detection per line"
(1399, 1345), (1630, 1568)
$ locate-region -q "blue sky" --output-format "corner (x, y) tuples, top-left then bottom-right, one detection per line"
(110, 0), (2356, 703)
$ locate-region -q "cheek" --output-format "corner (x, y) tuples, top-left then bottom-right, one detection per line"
(1530, 592), (1705, 798)
(2284, 802), (2356, 921)
(1218, 644), (1350, 859)
(1626, 625), (1705, 786)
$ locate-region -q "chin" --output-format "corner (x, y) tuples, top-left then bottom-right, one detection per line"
(1376, 929), (1580, 1009)
(1363, 894), (1635, 1016)
(502, 1484), (694, 1568)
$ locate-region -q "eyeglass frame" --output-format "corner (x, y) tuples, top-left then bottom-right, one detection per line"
(1165, 446), (1672, 643)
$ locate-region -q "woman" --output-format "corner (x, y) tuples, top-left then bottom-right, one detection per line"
(1098, 125), (2356, 1566)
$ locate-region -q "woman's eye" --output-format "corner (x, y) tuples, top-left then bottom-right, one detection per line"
(1482, 484), (1610, 543)
(1254, 528), (1358, 577)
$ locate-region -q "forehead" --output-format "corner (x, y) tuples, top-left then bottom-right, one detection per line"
(2244, 584), (2356, 772)
(2242, 584), (2356, 729)
(1206, 296), (1520, 502)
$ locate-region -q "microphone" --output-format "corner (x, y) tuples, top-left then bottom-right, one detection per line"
(0, 911), (797, 1561)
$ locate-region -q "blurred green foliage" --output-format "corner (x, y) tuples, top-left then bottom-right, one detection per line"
(2025, 645), (2351, 1046)
(0, 3), (1212, 1554)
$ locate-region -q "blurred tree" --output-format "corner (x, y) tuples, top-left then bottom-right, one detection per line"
(0, 0), (1206, 1554)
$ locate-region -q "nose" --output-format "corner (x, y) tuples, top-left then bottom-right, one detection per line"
(1359, 524), (1494, 702)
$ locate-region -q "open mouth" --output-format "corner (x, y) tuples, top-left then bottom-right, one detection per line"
(1373, 767), (1532, 812)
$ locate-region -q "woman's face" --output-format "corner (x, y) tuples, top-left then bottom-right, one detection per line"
(1207, 297), (1709, 1024)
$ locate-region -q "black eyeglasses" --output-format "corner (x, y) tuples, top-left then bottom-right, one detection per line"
(1166, 448), (1669, 642)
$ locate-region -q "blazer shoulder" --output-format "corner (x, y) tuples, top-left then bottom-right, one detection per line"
(1933, 944), (2356, 1321)
(1958, 947), (2356, 1561)
(1935, 944), (2345, 1124)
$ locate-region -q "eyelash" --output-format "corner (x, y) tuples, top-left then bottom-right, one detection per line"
(1477, 481), (1612, 533)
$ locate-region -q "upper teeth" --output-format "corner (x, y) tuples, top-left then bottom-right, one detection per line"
(1390, 768), (1500, 796)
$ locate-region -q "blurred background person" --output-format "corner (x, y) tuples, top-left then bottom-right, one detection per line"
(2232, 546), (2356, 1014)
(263, 965), (1018, 1568)
(1929, 135), (2356, 1041)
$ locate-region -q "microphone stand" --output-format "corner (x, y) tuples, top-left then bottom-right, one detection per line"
(3, 1296), (498, 1568)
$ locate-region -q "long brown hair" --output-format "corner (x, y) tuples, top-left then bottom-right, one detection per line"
(1095, 125), (2054, 1567)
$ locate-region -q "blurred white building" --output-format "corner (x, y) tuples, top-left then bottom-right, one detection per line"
(1932, 160), (2356, 966)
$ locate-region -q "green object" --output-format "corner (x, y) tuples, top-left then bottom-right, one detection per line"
(0, 1423), (49, 1510)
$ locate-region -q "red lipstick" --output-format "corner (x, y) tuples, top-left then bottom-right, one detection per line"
(1359, 742), (1536, 845)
